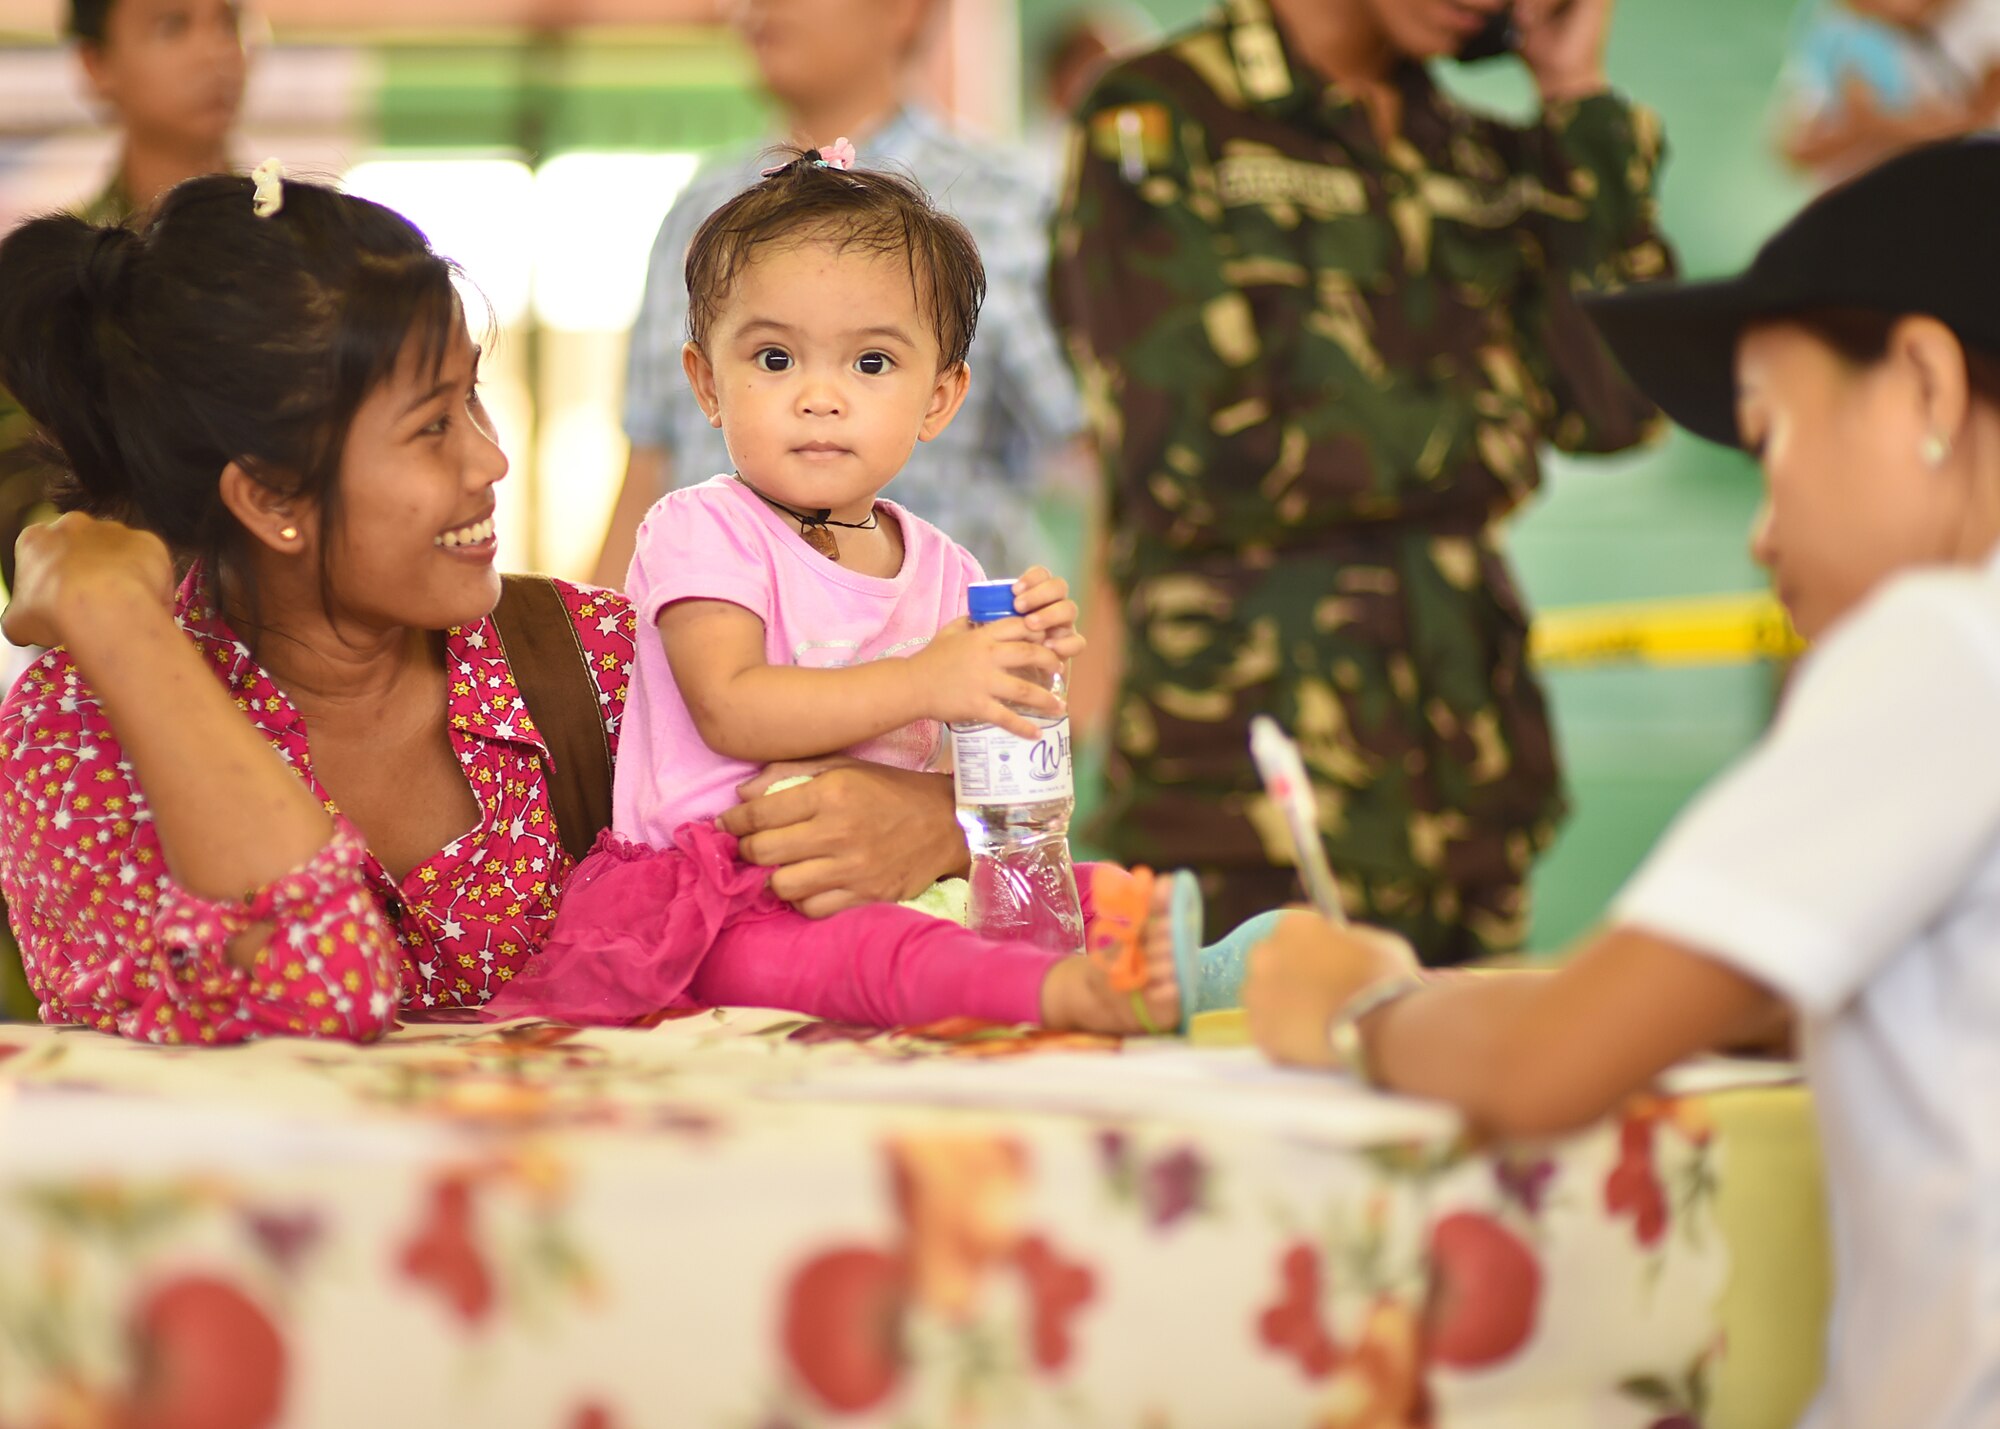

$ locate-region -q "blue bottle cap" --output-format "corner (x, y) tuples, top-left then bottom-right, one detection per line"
(967, 579), (1020, 624)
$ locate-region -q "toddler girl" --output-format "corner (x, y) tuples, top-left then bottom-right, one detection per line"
(487, 145), (1282, 1034)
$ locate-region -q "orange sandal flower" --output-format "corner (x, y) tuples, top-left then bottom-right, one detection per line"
(1086, 866), (1161, 1033)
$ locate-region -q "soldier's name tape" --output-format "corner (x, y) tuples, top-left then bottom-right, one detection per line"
(1530, 591), (1804, 669)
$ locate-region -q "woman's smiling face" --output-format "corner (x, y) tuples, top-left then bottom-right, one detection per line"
(318, 320), (510, 632)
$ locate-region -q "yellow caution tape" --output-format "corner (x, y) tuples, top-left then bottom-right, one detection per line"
(1530, 591), (1805, 669)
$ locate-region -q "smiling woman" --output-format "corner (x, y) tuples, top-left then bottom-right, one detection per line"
(0, 172), (977, 1044)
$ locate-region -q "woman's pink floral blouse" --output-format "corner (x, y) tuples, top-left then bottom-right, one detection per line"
(0, 569), (635, 1044)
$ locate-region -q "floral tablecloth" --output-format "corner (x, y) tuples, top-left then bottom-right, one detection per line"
(0, 1011), (1825, 1429)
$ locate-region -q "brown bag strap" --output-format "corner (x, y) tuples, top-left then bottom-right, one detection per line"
(490, 574), (614, 865)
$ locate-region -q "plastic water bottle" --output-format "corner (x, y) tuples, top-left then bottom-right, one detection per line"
(950, 578), (1085, 955)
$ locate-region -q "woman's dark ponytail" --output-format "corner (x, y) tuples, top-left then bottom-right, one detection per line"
(0, 173), (466, 584)
(0, 214), (141, 520)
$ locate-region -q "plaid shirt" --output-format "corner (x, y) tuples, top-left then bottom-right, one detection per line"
(622, 107), (1084, 578)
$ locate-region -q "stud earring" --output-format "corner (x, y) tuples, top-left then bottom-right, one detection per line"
(278, 525), (299, 541)
(1923, 433), (1951, 469)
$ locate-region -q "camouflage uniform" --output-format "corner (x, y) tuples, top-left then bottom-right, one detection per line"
(0, 176), (131, 1021)
(1051, 0), (1673, 963)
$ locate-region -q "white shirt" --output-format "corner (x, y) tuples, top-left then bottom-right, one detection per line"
(1616, 546), (2000, 1429)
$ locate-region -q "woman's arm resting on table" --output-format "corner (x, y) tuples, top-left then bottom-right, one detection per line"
(1, 516), (402, 1040)
(1246, 917), (1779, 1139)
(717, 759), (969, 917)
(1248, 572), (2000, 1127)
(6, 517), (340, 970)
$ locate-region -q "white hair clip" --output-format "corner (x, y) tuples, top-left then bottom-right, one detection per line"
(251, 158), (286, 219)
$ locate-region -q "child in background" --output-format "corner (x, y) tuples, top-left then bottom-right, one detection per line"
(486, 146), (1285, 1034)
(1779, 0), (2000, 183)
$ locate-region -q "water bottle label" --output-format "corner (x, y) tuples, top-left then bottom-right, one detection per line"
(950, 717), (1073, 805)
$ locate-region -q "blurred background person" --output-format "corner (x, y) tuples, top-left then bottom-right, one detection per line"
(1052, 0), (1676, 962)
(592, 0), (1086, 587)
(0, 0), (247, 1020)
(1029, 2), (1153, 169)
(64, 0), (249, 222)
(1777, 0), (2000, 185)
(1042, 6), (1138, 116)
(1, 0), (248, 595)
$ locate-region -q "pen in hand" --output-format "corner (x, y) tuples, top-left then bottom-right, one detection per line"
(1248, 715), (1348, 926)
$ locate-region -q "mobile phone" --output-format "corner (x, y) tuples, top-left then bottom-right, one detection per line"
(1457, 6), (1519, 64)
(1458, 3), (1578, 64)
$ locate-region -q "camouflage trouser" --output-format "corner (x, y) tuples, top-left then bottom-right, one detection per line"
(1091, 527), (1562, 968)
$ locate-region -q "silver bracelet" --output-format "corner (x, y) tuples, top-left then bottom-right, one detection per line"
(1325, 974), (1424, 1086)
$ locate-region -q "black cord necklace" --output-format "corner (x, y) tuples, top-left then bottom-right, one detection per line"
(736, 473), (878, 560)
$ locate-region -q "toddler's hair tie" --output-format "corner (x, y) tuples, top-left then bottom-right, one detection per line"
(251, 158), (286, 218)
(760, 137), (859, 179)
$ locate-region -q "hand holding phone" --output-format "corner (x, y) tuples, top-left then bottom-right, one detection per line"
(1512, 0), (1611, 102)
(1456, 6), (1519, 64)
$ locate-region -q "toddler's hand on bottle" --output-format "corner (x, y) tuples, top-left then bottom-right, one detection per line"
(918, 616), (1064, 740)
(1012, 566), (1087, 661)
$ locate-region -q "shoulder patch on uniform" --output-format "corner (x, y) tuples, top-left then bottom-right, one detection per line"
(1089, 103), (1173, 181)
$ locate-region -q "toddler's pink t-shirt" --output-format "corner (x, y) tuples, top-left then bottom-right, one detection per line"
(615, 474), (986, 846)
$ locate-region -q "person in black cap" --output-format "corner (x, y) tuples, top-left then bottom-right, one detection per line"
(1240, 135), (2000, 1429)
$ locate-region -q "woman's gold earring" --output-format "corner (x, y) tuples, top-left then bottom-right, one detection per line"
(1923, 434), (1950, 469)
(278, 525), (299, 541)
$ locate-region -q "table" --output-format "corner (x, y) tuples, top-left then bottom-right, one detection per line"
(0, 1011), (1828, 1429)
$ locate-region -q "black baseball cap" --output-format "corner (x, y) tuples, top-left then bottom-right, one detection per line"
(1582, 137), (2000, 450)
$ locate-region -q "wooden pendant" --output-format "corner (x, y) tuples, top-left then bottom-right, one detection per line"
(799, 524), (841, 560)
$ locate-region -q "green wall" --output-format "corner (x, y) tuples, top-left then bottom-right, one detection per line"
(376, 32), (769, 153)
(1028, 0), (1810, 949)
